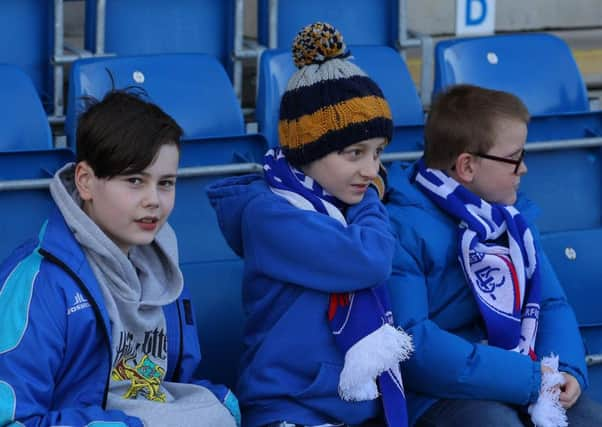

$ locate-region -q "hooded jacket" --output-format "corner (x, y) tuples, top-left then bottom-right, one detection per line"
(207, 173), (395, 427)
(385, 161), (587, 425)
(0, 185), (230, 426)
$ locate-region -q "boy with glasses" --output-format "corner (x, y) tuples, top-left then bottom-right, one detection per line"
(386, 84), (602, 426)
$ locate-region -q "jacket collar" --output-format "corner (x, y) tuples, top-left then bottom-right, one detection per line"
(38, 207), (112, 335)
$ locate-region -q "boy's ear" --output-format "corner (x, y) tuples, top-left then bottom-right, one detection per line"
(453, 152), (477, 183)
(74, 161), (95, 201)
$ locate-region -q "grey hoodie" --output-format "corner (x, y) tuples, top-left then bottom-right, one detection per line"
(50, 163), (235, 427)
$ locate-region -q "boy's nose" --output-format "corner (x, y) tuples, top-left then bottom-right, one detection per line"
(517, 159), (528, 175)
(361, 157), (380, 179)
(143, 186), (160, 207)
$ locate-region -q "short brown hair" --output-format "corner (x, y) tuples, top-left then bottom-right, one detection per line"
(76, 89), (183, 178)
(423, 84), (530, 169)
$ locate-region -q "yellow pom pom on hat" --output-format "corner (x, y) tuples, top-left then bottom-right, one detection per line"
(279, 22), (393, 167)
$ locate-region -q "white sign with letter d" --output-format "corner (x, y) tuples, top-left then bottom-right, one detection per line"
(456, 0), (496, 36)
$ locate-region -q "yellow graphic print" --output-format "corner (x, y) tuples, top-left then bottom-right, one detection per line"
(111, 354), (166, 402)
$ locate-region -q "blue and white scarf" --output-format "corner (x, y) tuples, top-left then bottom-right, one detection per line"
(414, 159), (567, 427)
(264, 148), (412, 427)
(414, 159), (541, 357)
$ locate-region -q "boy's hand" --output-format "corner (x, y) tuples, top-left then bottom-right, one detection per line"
(559, 373), (581, 409)
(370, 162), (388, 201)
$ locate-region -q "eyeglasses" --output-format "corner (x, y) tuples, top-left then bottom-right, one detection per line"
(470, 149), (525, 174)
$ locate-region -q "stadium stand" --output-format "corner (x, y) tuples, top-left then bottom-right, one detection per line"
(0, 64), (54, 151)
(0, 1), (54, 113)
(2, 0), (602, 403)
(65, 53), (245, 149)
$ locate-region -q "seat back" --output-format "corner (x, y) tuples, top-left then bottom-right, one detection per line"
(540, 229), (602, 403)
(433, 33), (589, 115)
(520, 144), (602, 233)
(0, 1), (53, 112)
(528, 111), (602, 142)
(170, 134), (267, 388)
(65, 54), (245, 150)
(0, 64), (53, 151)
(84, 0), (235, 76)
(257, 0), (399, 48)
(256, 46), (424, 151)
(0, 149), (74, 261)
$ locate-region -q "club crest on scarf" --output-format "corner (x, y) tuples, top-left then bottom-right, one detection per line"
(263, 148), (413, 427)
(414, 159), (541, 359)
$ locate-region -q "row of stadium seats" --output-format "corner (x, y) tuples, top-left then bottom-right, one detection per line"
(0, 0), (408, 115)
(6, 31), (602, 151)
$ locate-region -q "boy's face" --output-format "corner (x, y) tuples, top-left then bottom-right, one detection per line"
(302, 137), (386, 205)
(466, 117), (527, 205)
(77, 144), (179, 254)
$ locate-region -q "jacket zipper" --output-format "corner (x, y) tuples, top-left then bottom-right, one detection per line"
(38, 248), (114, 408)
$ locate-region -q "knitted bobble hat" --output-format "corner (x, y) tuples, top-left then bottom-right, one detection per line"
(278, 22), (393, 167)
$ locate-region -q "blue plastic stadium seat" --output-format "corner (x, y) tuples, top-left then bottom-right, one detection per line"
(540, 229), (602, 403)
(85, 0), (235, 77)
(169, 137), (266, 388)
(0, 64), (53, 151)
(519, 146), (601, 233)
(257, 0), (399, 48)
(432, 33), (589, 115)
(0, 149), (75, 261)
(256, 46), (424, 152)
(65, 53), (245, 149)
(528, 112), (602, 142)
(0, 1), (54, 112)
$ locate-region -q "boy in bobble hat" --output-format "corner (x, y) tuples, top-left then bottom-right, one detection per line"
(386, 84), (602, 426)
(209, 22), (412, 427)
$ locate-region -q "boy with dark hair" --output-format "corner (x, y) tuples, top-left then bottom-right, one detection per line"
(386, 84), (602, 426)
(0, 90), (240, 426)
(208, 22), (412, 427)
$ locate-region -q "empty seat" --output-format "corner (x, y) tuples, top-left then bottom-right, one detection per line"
(432, 33), (589, 115)
(0, 1), (54, 112)
(0, 64), (53, 151)
(540, 229), (602, 403)
(256, 46), (424, 152)
(169, 136), (267, 388)
(85, 0), (236, 77)
(65, 53), (245, 150)
(257, 0), (400, 48)
(519, 145), (601, 233)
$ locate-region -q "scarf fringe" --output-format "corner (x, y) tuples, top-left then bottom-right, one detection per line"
(338, 323), (413, 401)
(528, 354), (568, 427)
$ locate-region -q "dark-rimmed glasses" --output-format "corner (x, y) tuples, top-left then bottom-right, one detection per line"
(470, 149), (525, 174)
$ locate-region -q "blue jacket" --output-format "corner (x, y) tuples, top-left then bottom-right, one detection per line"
(0, 208), (228, 427)
(207, 174), (395, 427)
(385, 161), (588, 426)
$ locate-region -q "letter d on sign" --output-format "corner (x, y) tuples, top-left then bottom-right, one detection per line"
(456, 0), (495, 36)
